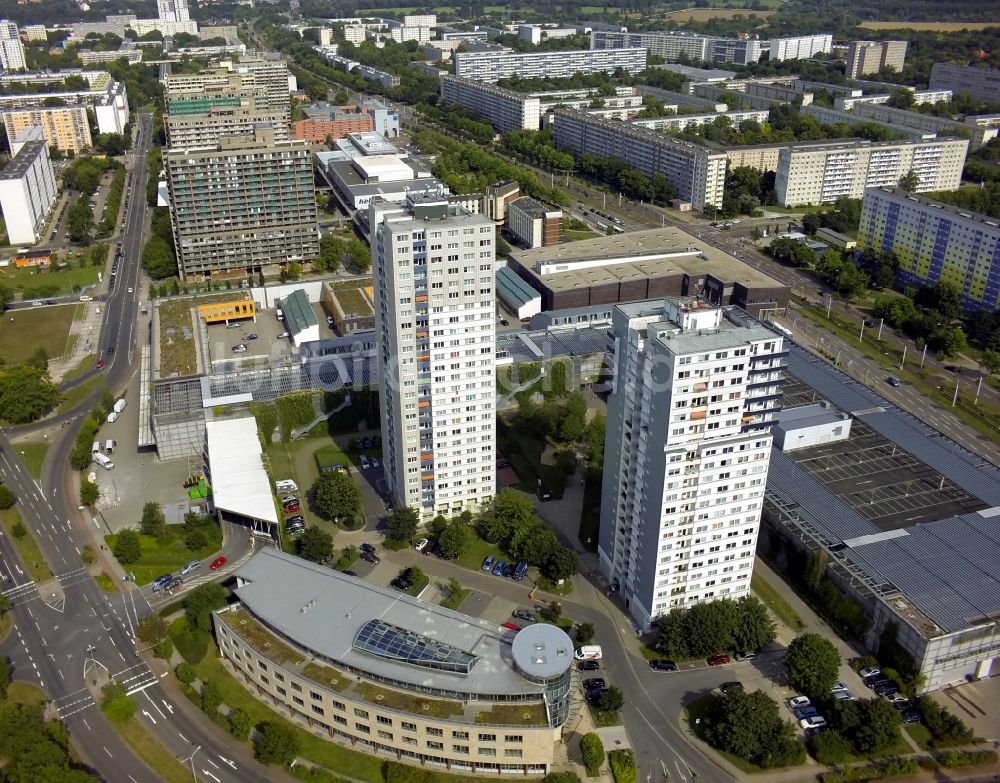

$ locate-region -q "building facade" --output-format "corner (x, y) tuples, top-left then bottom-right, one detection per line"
(929, 63), (1000, 105)
(774, 137), (968, 206)
(453, 47), (646, 83)
(371, 196), (496, 521)
(0, 105), (92, 154)
(590, 30), (763, 65)
(440, 76), (541, 133)
(599, 299), (784, 629)
(0, 20), (26, 70)
(850, 102), (998, 150)
(0, 139), (57, 244)
(858, 187), (1000, 314)
(166, 100), (289, 147)
(845, 40), (907, 79)
(769, 34), (832, 62)
(164, 59), (293, 127)
(214, 549), (571, 774)
(164, 126), (319, 279)
(552, 108), (727, 211)
(506, 197), (561, 248)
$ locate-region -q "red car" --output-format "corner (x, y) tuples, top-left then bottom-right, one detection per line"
(96, 358), (105, 369)
(283, 503), (300, 514)
(210, 556), (227, 570)
(501, 622), (521, 633)
(707, 655), (731, 666)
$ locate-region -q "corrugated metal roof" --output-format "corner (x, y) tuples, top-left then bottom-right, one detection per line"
(496, 266), (540, 310)
(282, 288), (317, 336)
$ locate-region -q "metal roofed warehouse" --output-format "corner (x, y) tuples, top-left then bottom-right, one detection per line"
(205, 417), (278, 537)
(280, 288), (319, 347)
(214, 549), (573, 773)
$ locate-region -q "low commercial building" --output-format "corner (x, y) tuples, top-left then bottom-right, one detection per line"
(814, 227), (857, 250)
(775, 137), (969, 206)
(0, 137), (57, 244)
(280, 288), (320, 347)
(507, 226), (789, 316)
(496, 265), (542, 320)
(214, 548), (573, 774)
(440, 76), (541, 132)
(453, 47), (646, 83)
(205, 417), (280, 539)
(323, 279), (375, 335)
(1, 105), (92, 154)
(322, 152), (443, 211)
(771, 402), (851, 451)
(506, 196), (561, 249)
(553, 108), (727, 211)
(929, 63), (1000, 105)
(857, 187), (1000, 314)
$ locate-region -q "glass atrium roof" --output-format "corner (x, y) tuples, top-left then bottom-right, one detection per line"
(353, 619), (480, 674)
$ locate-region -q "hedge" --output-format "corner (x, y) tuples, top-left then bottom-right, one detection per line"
(609, 750), (637, 783)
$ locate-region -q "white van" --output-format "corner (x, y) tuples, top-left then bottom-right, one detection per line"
(276, 307), (283, 321)
(275, 479), (298, 493)
(574, 645), (603, 661)
(113, 398), (127, 414)
(92, 441), (101, 454)
(93, 452), (114, 470)
(105, 439), (115, 454)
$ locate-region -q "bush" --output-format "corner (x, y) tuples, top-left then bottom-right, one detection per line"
(228, 707), (254, 740)
(154, 638), (174, 659)
(608, 750), (637, 783)
(254, 720), (301, 765)
(174, 662), (196, 685)
(100, 682), (136, 724)
(10, 521), (26, 538)
(810, 730), (853, 765)
(201, 679), (222, 715)
(918, 697), (975, 747)
(81, 545), (95, 565)
(936, 749), (997, 769)
(821, 758), (920, 783)
(0, 484), (16, 509)
(580, 732), (605, 775)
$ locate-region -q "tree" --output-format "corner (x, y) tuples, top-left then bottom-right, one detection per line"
(809, 730), (853, 764)
(201, 679), (222, 715)
(140, 235), (177, 279)
(297, 525), (333, 563)
(100, 682), (136, 724)
(0, 656), (10, 697)
(79, 478), (99, 506)
(184, 582), (228, 632)
(596, 686), (624, 713)
(684, 599), (738, 657)
(67, 200), (94, 243)
(0, 484), (15, 510)
(0, 365), (60, 424)
(575, 622), (595, 645)
(345, 239), (371, 273)
(228, 707), (254, 739)
(175, 662), (196, 685)
(580, 733), (605, 775)
(137, 615), (167, 643)
(513, 523), (559, 566)
(898, 169), (921, 192)
(253, 720), (301, 765)
(785, 633), (841, 699)
(140, 501), (168, 543)
(544, 547), (579, 581)
(981, 349), (1000, 376)
(386, 506), (419, 542)
(94, 133), (127, 156)
(851, 698), (902, 753)
(704, 690), (800, 768)
(733, 595), (777, 652)
(655, 609), (690, 657)
(539, 600), (563, 623)
(582, 414), (605, 467)
(113, 529), (141, 565)
(312, 472), (361, 522)
(558, 392), (588, 442)
(437, 521), (472, 558)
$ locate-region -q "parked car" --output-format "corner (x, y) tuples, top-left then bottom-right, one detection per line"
(794, 706), (819, 720)
(360, 455), (371, 470)
(874, 683), (900, 699)
(799, 716), (828, 730)
(392, 576), (412, 591)
(720, 682), (743, 695)
(361, 437), (372, 449)
(210, 556), (227, 570)
(502, 563), (516, 578)
(582, 678), (606, 691)
(491, 559), (506, 576)
(371, 456), (380, 468)
(286, 515), (305, 526)
(649, 659), (677, 672)
(283, 502), (300, 514)
(512, 561), (528, 580)
(414, 538), (429, 553)
(247, 333), (258, 340)
(734, 651), (756, 662)
(901, 709), (922, 724)
(512, 609), (535, 622)
(707, 655), (731, 666)
(789, 696), (812, 709)
(585, 687), (608, 702)
(577, 660), (600, 671)
(501, 622), (521, 632)
(481, 555), (495, 572)
(859, 666), (881, 679)
(360, 543), (376, 555)
(832, 682), (849, 692)
(232, 344), (247, 353)
(361, 551), (380, 565)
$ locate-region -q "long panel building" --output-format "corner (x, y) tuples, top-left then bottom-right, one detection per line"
(857, 187), (1000, 314)
(591, 30), (763, 66)
(552, 108), (726, 211)
(440, 76), (541, 132)
(600, 298), (785, 629)
(774, 137), (969, 206)
(453, 47), (646, 83)
(164, 126), (318, 280)
(165, 97), (290, 147)
(929, 63), (1000, 105)
(0, 136), (57, 244)
(850, 103), (999, 150)
(371, 195), (496, 521)
(770, 34), (832, 61)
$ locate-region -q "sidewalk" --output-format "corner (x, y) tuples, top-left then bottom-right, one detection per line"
(49, 299), (106, 381)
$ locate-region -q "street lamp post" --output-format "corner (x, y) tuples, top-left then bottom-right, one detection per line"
(181, 746), (201, 782)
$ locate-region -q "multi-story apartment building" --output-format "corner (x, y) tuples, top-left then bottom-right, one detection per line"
(0, 137), (57, 244)
(214, 548), (572, 774)
(165, 98), (289, 147)
(371, 195), (496, 521)
(769, 34), (832, 62)
(834, 89), (951, 111)
(0, 20), (26, 71)
(440, 76), (541, 133)
(0, 105), (92, 154)
(21, 24), (47, 41)
(164, 59), (293, 126)
(164, 126), (318, 280)
(599, 298), (783, 629)
(850, 102), (999, 150)
(590, 30), (763, 65)
(631, 109), (770, 133)
(453, 47), (646, 83)
(858, 187), (1000, 314)
(929, 63), (1000, 105)
(845, 40), (907, 79)
(506, 196), (561, 248)
(774, 137), (968, 206)
(552, 108), (727, 211)
(157, 0), (190, 23)
(292, 108), (374, 142)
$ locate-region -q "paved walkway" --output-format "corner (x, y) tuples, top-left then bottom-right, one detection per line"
(48, 297), (106, 381)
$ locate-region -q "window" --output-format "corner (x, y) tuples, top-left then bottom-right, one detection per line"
(427, 727), (444, 737)
(293, 696), (304, 706)
(356, 723), (371, 734)
(378, 730), (393, 741)
(310, 691), (322, 701)
(311, 705), (325, 716)
(504, 749), (523, 758)
(453, 731), (469, 739)
(354, 708), (369, 719)
(290, 682), (302, 692)
(478, 748), (497, 757)
(478, 734), (496, 742)
(453, 745), (470, 755)
(428, 741), (444, 750)
(377, 716), (393, 726)
(504, 735), (523, 743)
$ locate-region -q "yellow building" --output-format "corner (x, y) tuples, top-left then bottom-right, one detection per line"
(197, 299), (256, 323)
(1, 106), (92, 154)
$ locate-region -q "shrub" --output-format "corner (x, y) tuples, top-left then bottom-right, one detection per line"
(154, 638), (174, 659)
(10, 521), (26, 538)
(201, 679), (222, 715)
(0, 484), (15, 510)
(936, 749), (997, 769)
(228, 707), (254, 740)
(100, 682), (136, 724)
(580, 732), (605, 775)
(821, 758), (920, 783)
(918, 697), (975, 747)
(810, 730), (853, 765)
(608, 750), (637, 783)
(253, 720), (301, 765)
(174, 662), (196, 685)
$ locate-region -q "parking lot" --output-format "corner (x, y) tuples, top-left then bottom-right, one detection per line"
(205, 303), (340, 367)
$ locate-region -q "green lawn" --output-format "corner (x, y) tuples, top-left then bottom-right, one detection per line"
(104, 526), (222, 585)
(0, 508), (52, 583)
(57, 376), (104, 414)
(14, 441), (50, 480)
(117, 717), (193, 783)
(497, 415), (570, 495)
(751, 572), (804, 631)
(0, 264), (100, 297)
(0, 303), (80, 365)
(95, 571), (118, 592)
(904, 724), (933, 750)
(439, 585), (471, 610)
(5, 681), (47, 706)
(63, 354), (96, 381)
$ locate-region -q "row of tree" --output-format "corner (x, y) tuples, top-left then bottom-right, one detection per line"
(654, 595), (777, 658)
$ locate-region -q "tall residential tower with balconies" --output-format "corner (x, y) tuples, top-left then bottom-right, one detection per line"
(599, 298), (785, 629)
(371, 195), (496, 521)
